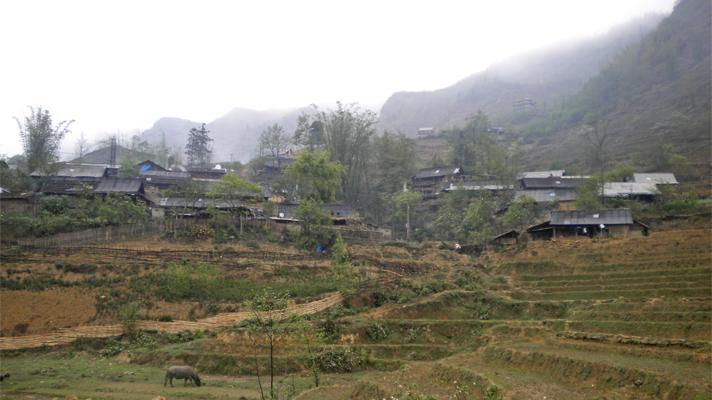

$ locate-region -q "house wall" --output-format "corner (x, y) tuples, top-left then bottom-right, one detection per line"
(558, 201), (577, 211)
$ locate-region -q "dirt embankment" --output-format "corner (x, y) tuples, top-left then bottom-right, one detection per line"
(0, 287), (97, 335)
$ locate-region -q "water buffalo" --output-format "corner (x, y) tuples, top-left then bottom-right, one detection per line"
(164, 365), (201, 387)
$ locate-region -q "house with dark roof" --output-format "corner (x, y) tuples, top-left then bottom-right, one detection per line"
(139, 170), (191, 189)
(155, 197), (251, 217)
(519, 176), (585, 190)
(515, 189), (578, 210)
(31, 163), (110, 180)
(603, 182), (659, 201)
(518, 170), (566, 179)
(444, 181), (514, 194)
(411, 166), (464, 196)
(94, 178), (145, 198)
(271, 203), (357, 225)
(38, 177), (96, 195)
(527, 209), (648, 240)
(632, 173), (678, 185)
(188, 167), (227, 181)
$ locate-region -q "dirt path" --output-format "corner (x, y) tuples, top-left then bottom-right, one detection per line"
(0, 292), (342, 351)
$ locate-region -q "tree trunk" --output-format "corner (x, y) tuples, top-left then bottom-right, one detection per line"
(406, 203), (411, 241)
(269, 332), (274, 399)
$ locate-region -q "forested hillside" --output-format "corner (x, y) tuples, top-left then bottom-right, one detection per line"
(378, 14), (664, 135)
(524, 0), (711, 171)
(380, 0), (710, 175)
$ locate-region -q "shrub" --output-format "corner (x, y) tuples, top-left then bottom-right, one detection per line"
(365, 323), (390, 341)
(190, 223), (214, 239)
(332, 234), (350, 264)
(315, 348), (365, 372)
(484, 385), (503, 400)
(318, 318), (341, 343)
(101, 339), (125, 357)
(118, 302), (142, 338)
(455, 270), (482, 290)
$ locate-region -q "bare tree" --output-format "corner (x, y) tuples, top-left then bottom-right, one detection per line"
(583, 120), (612, 204)
(259, 124), (290, 166)
(75, 132), (90, 159)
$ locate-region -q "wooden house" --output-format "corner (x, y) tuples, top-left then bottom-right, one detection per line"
(411, 166), (464, 196)
(527, 209), (648, 240)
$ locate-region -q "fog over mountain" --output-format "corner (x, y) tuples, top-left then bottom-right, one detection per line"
(378, 14), (665, 135)
(140, 14), (667, 164)
(141, 107), (310, 163)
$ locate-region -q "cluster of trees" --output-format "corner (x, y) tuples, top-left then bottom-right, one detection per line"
(1, 192), (148, 238)
(444, 111), (520, 182)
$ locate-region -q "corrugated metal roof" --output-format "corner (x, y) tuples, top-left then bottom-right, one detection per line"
(40, 177), (96, 194)
(94, 178), (144, 194)
(603, 182), (658, 197)
(140, 170), (191, 186)
(447, 182), (514, 191)
(275, 203), (355, 220)
(32, 163), (108, 178)
(515, 189), (577, 202)
(158, 197), (244, 209)
(520, 176), (584, 189)
(550, 209), (633, 226)
(519, 170), (566, 179)
(633, 173), (678, 185)
(414, 166), (462, 180)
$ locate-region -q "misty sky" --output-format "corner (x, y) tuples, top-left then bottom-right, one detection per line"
(0, 0), (675, 158)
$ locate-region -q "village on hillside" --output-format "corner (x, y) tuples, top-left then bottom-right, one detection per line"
(1, 0), (710, 399)
(0, 132), (689, 249)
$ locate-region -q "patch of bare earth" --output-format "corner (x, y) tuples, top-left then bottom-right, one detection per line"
(0, 287), (97, 335)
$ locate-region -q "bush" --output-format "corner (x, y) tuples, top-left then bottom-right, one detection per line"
(315, 348), (365, 372)
(118, 302), (142, 337)
(332, 234), (350, 264)
(365, 323), (390, 341)
(190, 223), (214, 239)
(484, 385), (503, 400)
(318, 318), (341, 343)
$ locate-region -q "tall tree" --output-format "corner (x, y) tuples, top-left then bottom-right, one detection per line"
(293, 113), (324, 152)
(313, 103), (377, 205)
(259, 123), (289, 164)
(582, 120), (611, 205)
(446, 111), (518, 181)
(366, 131), (416, 224)
(185, 123), (213, 168)
(394, 191), (421, 241)
(15, 107), (73, 174)
(283, 150), (343, 203)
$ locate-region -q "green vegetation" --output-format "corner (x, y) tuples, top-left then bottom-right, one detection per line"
(15, 106), (73, 175)
(283, 150), (344, 203)
(0, 193), (148, 238)
(134, 262), (344, 303)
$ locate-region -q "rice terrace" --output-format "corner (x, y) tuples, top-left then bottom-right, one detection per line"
(1, 0), (711, 399)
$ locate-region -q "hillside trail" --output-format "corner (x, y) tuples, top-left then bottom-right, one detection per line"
(0, 292), (343, 351)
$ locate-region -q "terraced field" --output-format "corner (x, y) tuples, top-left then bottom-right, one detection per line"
(1, 228), (710, 399)
(294, 229), (712, 399)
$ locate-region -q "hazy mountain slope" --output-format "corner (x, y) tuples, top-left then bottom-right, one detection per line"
(141, 108), (308, 163)
(378, 15), (664, 135)
(524, 0), (711, 170)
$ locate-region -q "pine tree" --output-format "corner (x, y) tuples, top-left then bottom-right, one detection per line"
(185, 123), (213, 168)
